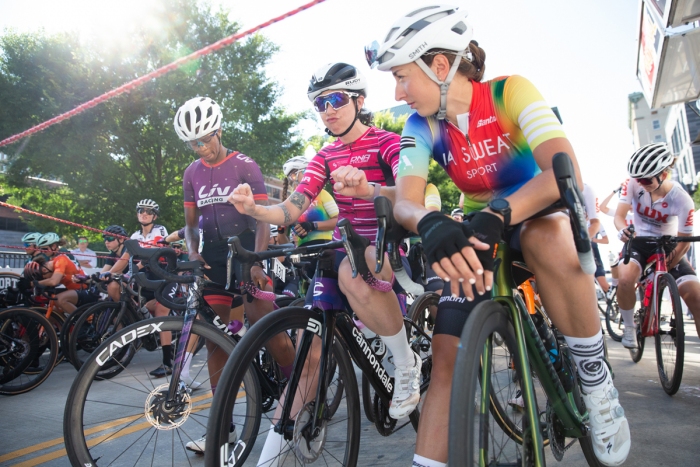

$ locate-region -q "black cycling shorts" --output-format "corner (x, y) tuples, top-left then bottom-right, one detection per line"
(200, 230), (256, 307)
(591, 242), (606, 278)
(433, 222), (524, 338)
(624, 238), (697, 285)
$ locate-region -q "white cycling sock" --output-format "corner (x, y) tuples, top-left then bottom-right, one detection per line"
(412, 454), (446, 467)
(379, 327), (414, 368)
(257, 425), (289, 467)
(610, 278), (619, 287)
(180, 352), (193, 380)
(564, 330), (611, 394)
(619, 307), (635, 327)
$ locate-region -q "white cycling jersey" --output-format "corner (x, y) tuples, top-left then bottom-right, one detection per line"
(130, 224), (169, 246)
(582, 184), (598, 221)
(619, 178), (694, 236)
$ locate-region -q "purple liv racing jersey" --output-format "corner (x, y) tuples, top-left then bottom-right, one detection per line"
(183, 151), (269, 242)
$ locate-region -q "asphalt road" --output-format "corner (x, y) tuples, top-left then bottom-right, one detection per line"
(1, 315), (700, 467)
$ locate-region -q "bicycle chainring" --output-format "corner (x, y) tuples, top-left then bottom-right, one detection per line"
(546, 400), (567, 461)
(373, 392), (397, 436)
(293, 402), (327, 462)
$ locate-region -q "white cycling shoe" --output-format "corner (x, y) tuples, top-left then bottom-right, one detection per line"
(186, 426), (237, 454)
(182, 375), (202, 390)
(621, 326), (638, 349)
(582, 380), (631, 466)
(389, 351), (422, 419)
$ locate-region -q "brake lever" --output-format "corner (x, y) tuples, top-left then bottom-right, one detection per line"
(375, 216), (387, 274)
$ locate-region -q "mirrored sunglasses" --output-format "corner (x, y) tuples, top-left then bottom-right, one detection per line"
(313, 91), (358, 113)
(635, 177), (654, 186)
(23, 242), (35, 248)
(137, 208), (156, 215)
(78, 239), (89, 243)
(103, 236), (117, 242)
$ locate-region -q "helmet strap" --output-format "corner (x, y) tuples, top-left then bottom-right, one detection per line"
(415, 51), (468, 120)
(324, 99), (361, 138)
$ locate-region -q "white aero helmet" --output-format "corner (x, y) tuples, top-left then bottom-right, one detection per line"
(307, 63), (367, 101)
(283, 155), (312, 177)
(173, 97), (223, 142)
(366, 4), (473, 119)
(136, 198), (160, 215)
(627, 143), (674, 179)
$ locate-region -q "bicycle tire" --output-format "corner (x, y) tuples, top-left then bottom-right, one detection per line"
(63, 316), (253, 467)
(629, 310), (646, 363)
(0, 307), (58, 395)
(58, 302), (95, 366)
(205, 306), (360, 466)
(448, 300), (537, 466)
(68, 300), (138, 378)
(605, 291), (623, 342)
(654, 273), (684, 395)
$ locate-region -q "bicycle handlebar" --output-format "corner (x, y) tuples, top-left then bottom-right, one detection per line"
(374, 196), (424, 296)
(122, 240), (200, 284)
(552, 152), (596, 275)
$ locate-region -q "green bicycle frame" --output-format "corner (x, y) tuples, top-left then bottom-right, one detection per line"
(481, 240), (590, 465)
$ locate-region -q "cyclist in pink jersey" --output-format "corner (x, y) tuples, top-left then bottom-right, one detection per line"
(367, 5), (629, 466)
(229, 63), (422, 431)
(615, 143), (700, 346)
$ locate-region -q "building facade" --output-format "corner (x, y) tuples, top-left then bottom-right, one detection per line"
(628, 92), (699, 193)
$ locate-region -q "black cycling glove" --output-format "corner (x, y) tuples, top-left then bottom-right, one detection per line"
(462, 211), (505, 272)
(417, 211), (473, 265)
(298, 221), (315, 233)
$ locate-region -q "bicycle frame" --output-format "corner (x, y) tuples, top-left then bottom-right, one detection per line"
(488, 240), (590, 465)
(637, 247), (668, 338)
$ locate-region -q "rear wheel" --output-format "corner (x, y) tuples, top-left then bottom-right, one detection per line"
(0, 307), (58, 395)
(449, 300), (539, 466)
(68, 301), (138, 378)
(63, 316), (250, 466)
(605, 290), (623, 342)
(654, 273), (684, 395)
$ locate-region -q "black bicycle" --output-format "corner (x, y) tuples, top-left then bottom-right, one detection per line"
(204, 210), (433, 466)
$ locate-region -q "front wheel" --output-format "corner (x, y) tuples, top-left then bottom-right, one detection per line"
(63, 316), (248, 467)
(629, 310), (646, 363)
(448, 300), (538, 466)
(205, 306), (360, 466)
(654, 273), (684, 395)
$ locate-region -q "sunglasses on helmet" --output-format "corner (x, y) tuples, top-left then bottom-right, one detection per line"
(137, 208), (156, 215)
(364, 40), (380, 69)
(313, 91), (359, 113)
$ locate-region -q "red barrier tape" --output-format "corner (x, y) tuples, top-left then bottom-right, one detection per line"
(0, 0), (327, 148)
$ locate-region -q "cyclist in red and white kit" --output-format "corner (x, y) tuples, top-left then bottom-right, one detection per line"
(615, 143), (700, 347)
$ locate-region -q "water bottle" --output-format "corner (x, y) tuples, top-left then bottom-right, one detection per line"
(531, 312), (561, 370)
(227, 320), (246, 337)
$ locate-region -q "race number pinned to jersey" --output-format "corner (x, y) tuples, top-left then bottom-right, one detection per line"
(272, 258), (286, 283)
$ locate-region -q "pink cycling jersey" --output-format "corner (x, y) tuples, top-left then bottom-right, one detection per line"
(295, 126), (400, 243)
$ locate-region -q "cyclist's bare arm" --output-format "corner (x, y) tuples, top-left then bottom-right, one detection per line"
(184, 205), (202, 263)
(614, 202), (632, 232)
(667, 232), (692, 269)
(228, 183), (311, 226)
(331, 165), (397, 204)
(599, 185), (622, 215)
(39, 271), (65, 287)
(588, 218), (601, 239)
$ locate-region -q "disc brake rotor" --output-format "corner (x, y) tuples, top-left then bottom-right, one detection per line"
(144, 383), (192, 430)
(293, 402), (327, 462)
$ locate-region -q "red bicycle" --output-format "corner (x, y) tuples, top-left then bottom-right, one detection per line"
(622, 233), (700, 395)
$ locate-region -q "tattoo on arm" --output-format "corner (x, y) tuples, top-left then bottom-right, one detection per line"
(289, 192), (306, 211)
(280, 204), (292, 225)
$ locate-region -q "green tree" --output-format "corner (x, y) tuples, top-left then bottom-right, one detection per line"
(0, 0), (304, 235)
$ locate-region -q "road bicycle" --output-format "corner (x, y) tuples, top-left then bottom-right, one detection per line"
(620, 233), (700, 395)
(0, 306), (58, 395)
(448, 153), (607, 466)
(204, 210), (433, 466)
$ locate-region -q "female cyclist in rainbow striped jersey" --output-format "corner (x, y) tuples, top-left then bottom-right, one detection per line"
(366, 5), (630, 466)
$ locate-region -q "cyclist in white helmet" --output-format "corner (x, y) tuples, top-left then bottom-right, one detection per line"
(21, 232), (45, 263)
(616, 143), (700, 345)
(367, 5), (630, 466)
(175, 96), (280, 453)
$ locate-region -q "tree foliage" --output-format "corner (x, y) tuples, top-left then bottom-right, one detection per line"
(372, 110), (461, 213)
(0, 0), (304, 237)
